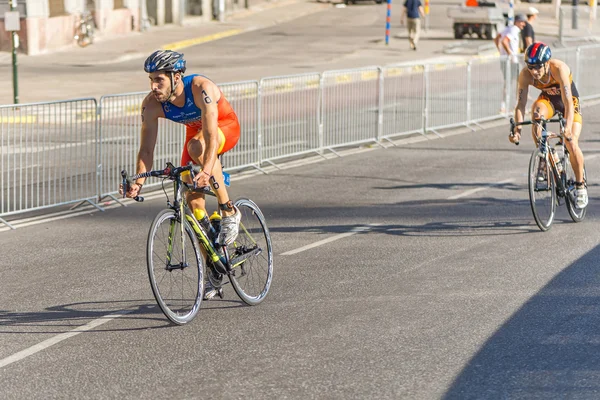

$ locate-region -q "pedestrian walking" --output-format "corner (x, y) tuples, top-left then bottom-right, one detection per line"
(400, 0), (425, 51)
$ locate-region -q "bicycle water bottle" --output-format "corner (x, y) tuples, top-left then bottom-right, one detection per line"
(193, 209), (217, 241)
(551, 148), (563, 174)
(209, 211), (222, 236)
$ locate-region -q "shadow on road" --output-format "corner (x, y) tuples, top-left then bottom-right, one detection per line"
(442, 243), (600, 399)
(0, 298), (245, 333)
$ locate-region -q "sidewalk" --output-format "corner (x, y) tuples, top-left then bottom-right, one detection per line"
(0, 0), (596, 104)
(14, 0), (331, 67)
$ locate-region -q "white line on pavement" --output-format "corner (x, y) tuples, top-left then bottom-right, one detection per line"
(447, 178), (515, 200)
(280, 225), (377, 256)
(0, 311), (132, 369)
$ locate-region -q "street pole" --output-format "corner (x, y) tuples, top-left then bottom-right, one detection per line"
(8, 0), (19, 104)
(385, 0), (391, 45)
(424, 0), (429, 32)
(573, 0), (578, 29)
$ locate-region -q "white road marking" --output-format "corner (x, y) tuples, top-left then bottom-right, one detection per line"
(0, 311), (132, 369)
(447, 178), (515, 200)
(280, 225), (377, 256)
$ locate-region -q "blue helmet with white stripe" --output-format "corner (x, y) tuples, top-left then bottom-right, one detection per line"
(144, 50), (186, 74)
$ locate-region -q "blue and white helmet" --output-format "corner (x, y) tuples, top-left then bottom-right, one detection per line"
(144, 50), (186, 74)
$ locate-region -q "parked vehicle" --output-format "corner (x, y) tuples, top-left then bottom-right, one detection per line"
(447, 2), (505, 39)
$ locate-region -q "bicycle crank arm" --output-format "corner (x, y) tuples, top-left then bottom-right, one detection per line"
(229, 247), (262, 269)
(166, 262), (189, 271)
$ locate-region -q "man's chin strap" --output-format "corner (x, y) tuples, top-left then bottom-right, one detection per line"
(161, 71), (179, 104)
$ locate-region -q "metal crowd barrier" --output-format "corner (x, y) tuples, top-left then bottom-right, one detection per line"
(2, 43), (600, 227)
(322, 67), (381, 150)
(0, 98), (98, 228)
(260, 73), (321, 165)
(381, 65), (425, 140)
(220, 81), (260, 171)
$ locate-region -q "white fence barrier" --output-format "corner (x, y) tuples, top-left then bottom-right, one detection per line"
(2, 44), (600, 226)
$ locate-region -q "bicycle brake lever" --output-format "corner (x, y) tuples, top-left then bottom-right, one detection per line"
(509, 118), (519, 145)
(121, 169), (144, 202)
(120, 170), (129, 199)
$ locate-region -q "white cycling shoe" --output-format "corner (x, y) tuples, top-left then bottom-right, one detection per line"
(575, 187), (588, 209)
(217, 206), (241, 246)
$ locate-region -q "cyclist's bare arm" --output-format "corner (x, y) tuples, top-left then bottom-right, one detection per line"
(514, 68), (531, 123)
(511, 68), (531, 142)
(191, 77), (221, 186)
(131, 95), (161, 193)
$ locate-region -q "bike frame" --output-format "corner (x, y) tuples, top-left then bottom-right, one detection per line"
(122, 163), (231, 275)
(511, 114), (569, 196)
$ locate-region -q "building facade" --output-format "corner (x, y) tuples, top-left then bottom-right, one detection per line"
(0, 0), (250, 55)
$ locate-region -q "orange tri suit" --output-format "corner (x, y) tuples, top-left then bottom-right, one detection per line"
(160, 74), (241, 166)
(532, 70), (583, 125)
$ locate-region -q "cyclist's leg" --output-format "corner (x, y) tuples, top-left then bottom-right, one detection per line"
(182, 126), (207, 214)
(182, 131), (222, 299)
(565, 98), (585, 184)
(186, 125), (239, 216)
(187, 122), (241, 245)
(530, 96), (554, 143)
(566, 109), (586, 208)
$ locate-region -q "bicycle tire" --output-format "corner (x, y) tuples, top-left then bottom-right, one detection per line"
(147, 209), (204, 324)
(564, 155), (587, 222)
(227, 198), (273, 305)
(528, 149), (557, 232)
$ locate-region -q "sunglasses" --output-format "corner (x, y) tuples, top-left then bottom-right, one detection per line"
(526, 64), (544, 70)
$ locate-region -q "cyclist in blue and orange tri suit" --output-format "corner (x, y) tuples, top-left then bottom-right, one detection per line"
(124, 50), (242, 245)
(511, 42), (588, 208)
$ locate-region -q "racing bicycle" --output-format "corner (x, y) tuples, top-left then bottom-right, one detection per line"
(121, 162), (273, 325)
(510, 113), (587, 232)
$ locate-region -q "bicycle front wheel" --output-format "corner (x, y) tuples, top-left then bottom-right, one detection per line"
(564, 156), (587, 222)
(147, 209), (204, 325)
(227, 198), (273, 305)
(528, 150), (557, 232)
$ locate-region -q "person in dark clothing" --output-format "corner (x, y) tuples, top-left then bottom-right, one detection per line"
(521, 7), (538, 52)
(400, 0), (425, 51)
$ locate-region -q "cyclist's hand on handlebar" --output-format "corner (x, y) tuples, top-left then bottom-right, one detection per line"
(509, 127), (521, 144)
(193, 168), (211, 188)
(564, 126), (573, 142)
(121, 182), (143, 198)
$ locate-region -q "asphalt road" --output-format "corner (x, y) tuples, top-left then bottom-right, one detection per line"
(1, 103), (599, 399)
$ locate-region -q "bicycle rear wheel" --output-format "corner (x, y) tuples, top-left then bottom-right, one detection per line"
(564, 155), (587, 222)
(227, 198), (273, 305)
(528, 150), (557, 232)
(147, 209), (204, 324)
